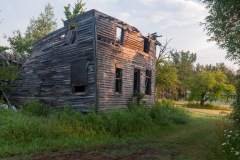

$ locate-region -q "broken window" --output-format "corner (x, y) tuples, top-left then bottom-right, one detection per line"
(145, 70), (151, 95)
(73, 85), (86, 93)
(134, 69), (141, 93)
(116, 27), (124, 44)
(65, 23), (77, 44)
(115, 68), (122, 93)
(71, 59), (87, 94)
(143, 38), (150, 53)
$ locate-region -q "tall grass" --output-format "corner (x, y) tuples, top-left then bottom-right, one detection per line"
(214, 118), (240, 160)
(183, 101), (232, 111)
(0, 100), (190, 157)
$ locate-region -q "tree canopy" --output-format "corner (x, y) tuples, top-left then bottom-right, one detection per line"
(156, 58), (179, 99)
(187, 70), (235, 106)
(63, 0), (86, 20)
(170, 50), (197, 99)
(8, 3), (57, 59)
(202, 0), (240, 63)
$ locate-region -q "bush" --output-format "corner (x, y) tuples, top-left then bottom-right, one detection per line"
(21, 100), (50, 117)
(215, 118), (240, 160)
(128, 92), (148, 109)
(0, 108), (52, 144)
(101, 108), (154, 137)
(151, 99), (190, 125)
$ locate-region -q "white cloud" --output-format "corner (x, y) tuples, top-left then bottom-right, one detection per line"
(117, 12), (130, 22)
(0, 0), (237, 70)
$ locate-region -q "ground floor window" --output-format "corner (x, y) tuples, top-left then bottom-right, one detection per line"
(134, 69), (141, 93)
(145, 70), (151, 95)
(115, 68), (122, 93)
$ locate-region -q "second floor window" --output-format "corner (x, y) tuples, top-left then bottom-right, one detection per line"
(144, 38), (150, 53)
(116, 27), (124, 44)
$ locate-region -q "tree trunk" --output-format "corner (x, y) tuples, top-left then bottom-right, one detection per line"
(200, 99), (204, 106)
(200, 93), (205, 106)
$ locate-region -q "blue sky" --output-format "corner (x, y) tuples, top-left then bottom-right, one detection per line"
(0, 0), (238, 70)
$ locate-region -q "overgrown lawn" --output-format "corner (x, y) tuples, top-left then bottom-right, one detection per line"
(0, 100), (190, 158)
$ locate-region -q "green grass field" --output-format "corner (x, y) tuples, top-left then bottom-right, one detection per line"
(1, 106), (229, 160)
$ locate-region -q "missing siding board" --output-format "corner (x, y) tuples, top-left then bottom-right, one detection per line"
(115, 68), (122, 93)
(65, 24), (77, 44)
(144, 38), (150, 53)
(71, 59), (87, 94)
(145, 70), (151, 95)
(116, 27), (124, 44)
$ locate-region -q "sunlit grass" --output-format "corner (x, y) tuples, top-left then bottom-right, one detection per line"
(175, 100), (232, 111)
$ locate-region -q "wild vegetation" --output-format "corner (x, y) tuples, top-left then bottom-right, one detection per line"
(63, 0), (86, 20)
(0, 100), (190, 158)
(0, 0), (240, 159)
(201, 0), (240, 159)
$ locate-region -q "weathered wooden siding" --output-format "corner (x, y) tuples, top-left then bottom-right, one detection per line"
(0, 52), (24, 67)
(13, 10), (96, 112)
(94, 10), (156, 111)
(13, 9), (156, 112)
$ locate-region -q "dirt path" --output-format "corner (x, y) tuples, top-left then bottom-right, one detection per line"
(186, 108), (231, 115)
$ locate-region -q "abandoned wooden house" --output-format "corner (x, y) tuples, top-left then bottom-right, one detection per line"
(0, 52), (24, 67)
(13, 9), (157, 112)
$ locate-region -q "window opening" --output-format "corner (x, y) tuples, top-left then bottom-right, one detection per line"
(115, 68), (122, 93)
(66, 23), (77, 44)
(116, 27), (124, 44)
(73, 85), (86, 93)
(134, 69), (141, 93)
(71, 59), (87, 94)
(145, 70), (151, 95)
(144, 38), (150, 53)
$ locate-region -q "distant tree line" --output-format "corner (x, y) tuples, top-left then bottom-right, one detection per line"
(155, 46), (236, 106)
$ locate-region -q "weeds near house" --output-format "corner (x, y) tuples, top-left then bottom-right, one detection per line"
(151, 99), (190, 125)
(0, 100), (190, 157)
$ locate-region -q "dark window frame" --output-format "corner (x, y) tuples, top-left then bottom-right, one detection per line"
(143, 37), (150, 53)
(145, 70), (151, 95)
(115, 67), (123, 94)
(115, 27), (124, 45)
(133, 69), (141, 93)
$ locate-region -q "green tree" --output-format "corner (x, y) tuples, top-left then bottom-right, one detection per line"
(187, 70), (235, 106)
(0, 46), (8, 52)
(8, 3), (57, 59)
(156, 58), (179, 99)
(25, 3), (57, 41)
(202, 0), (240, 63)
(204, 63), (237, 87)
(170, 50), (197, 99)
(8, 30), (32, 58)
(63, 0), (86, 20)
